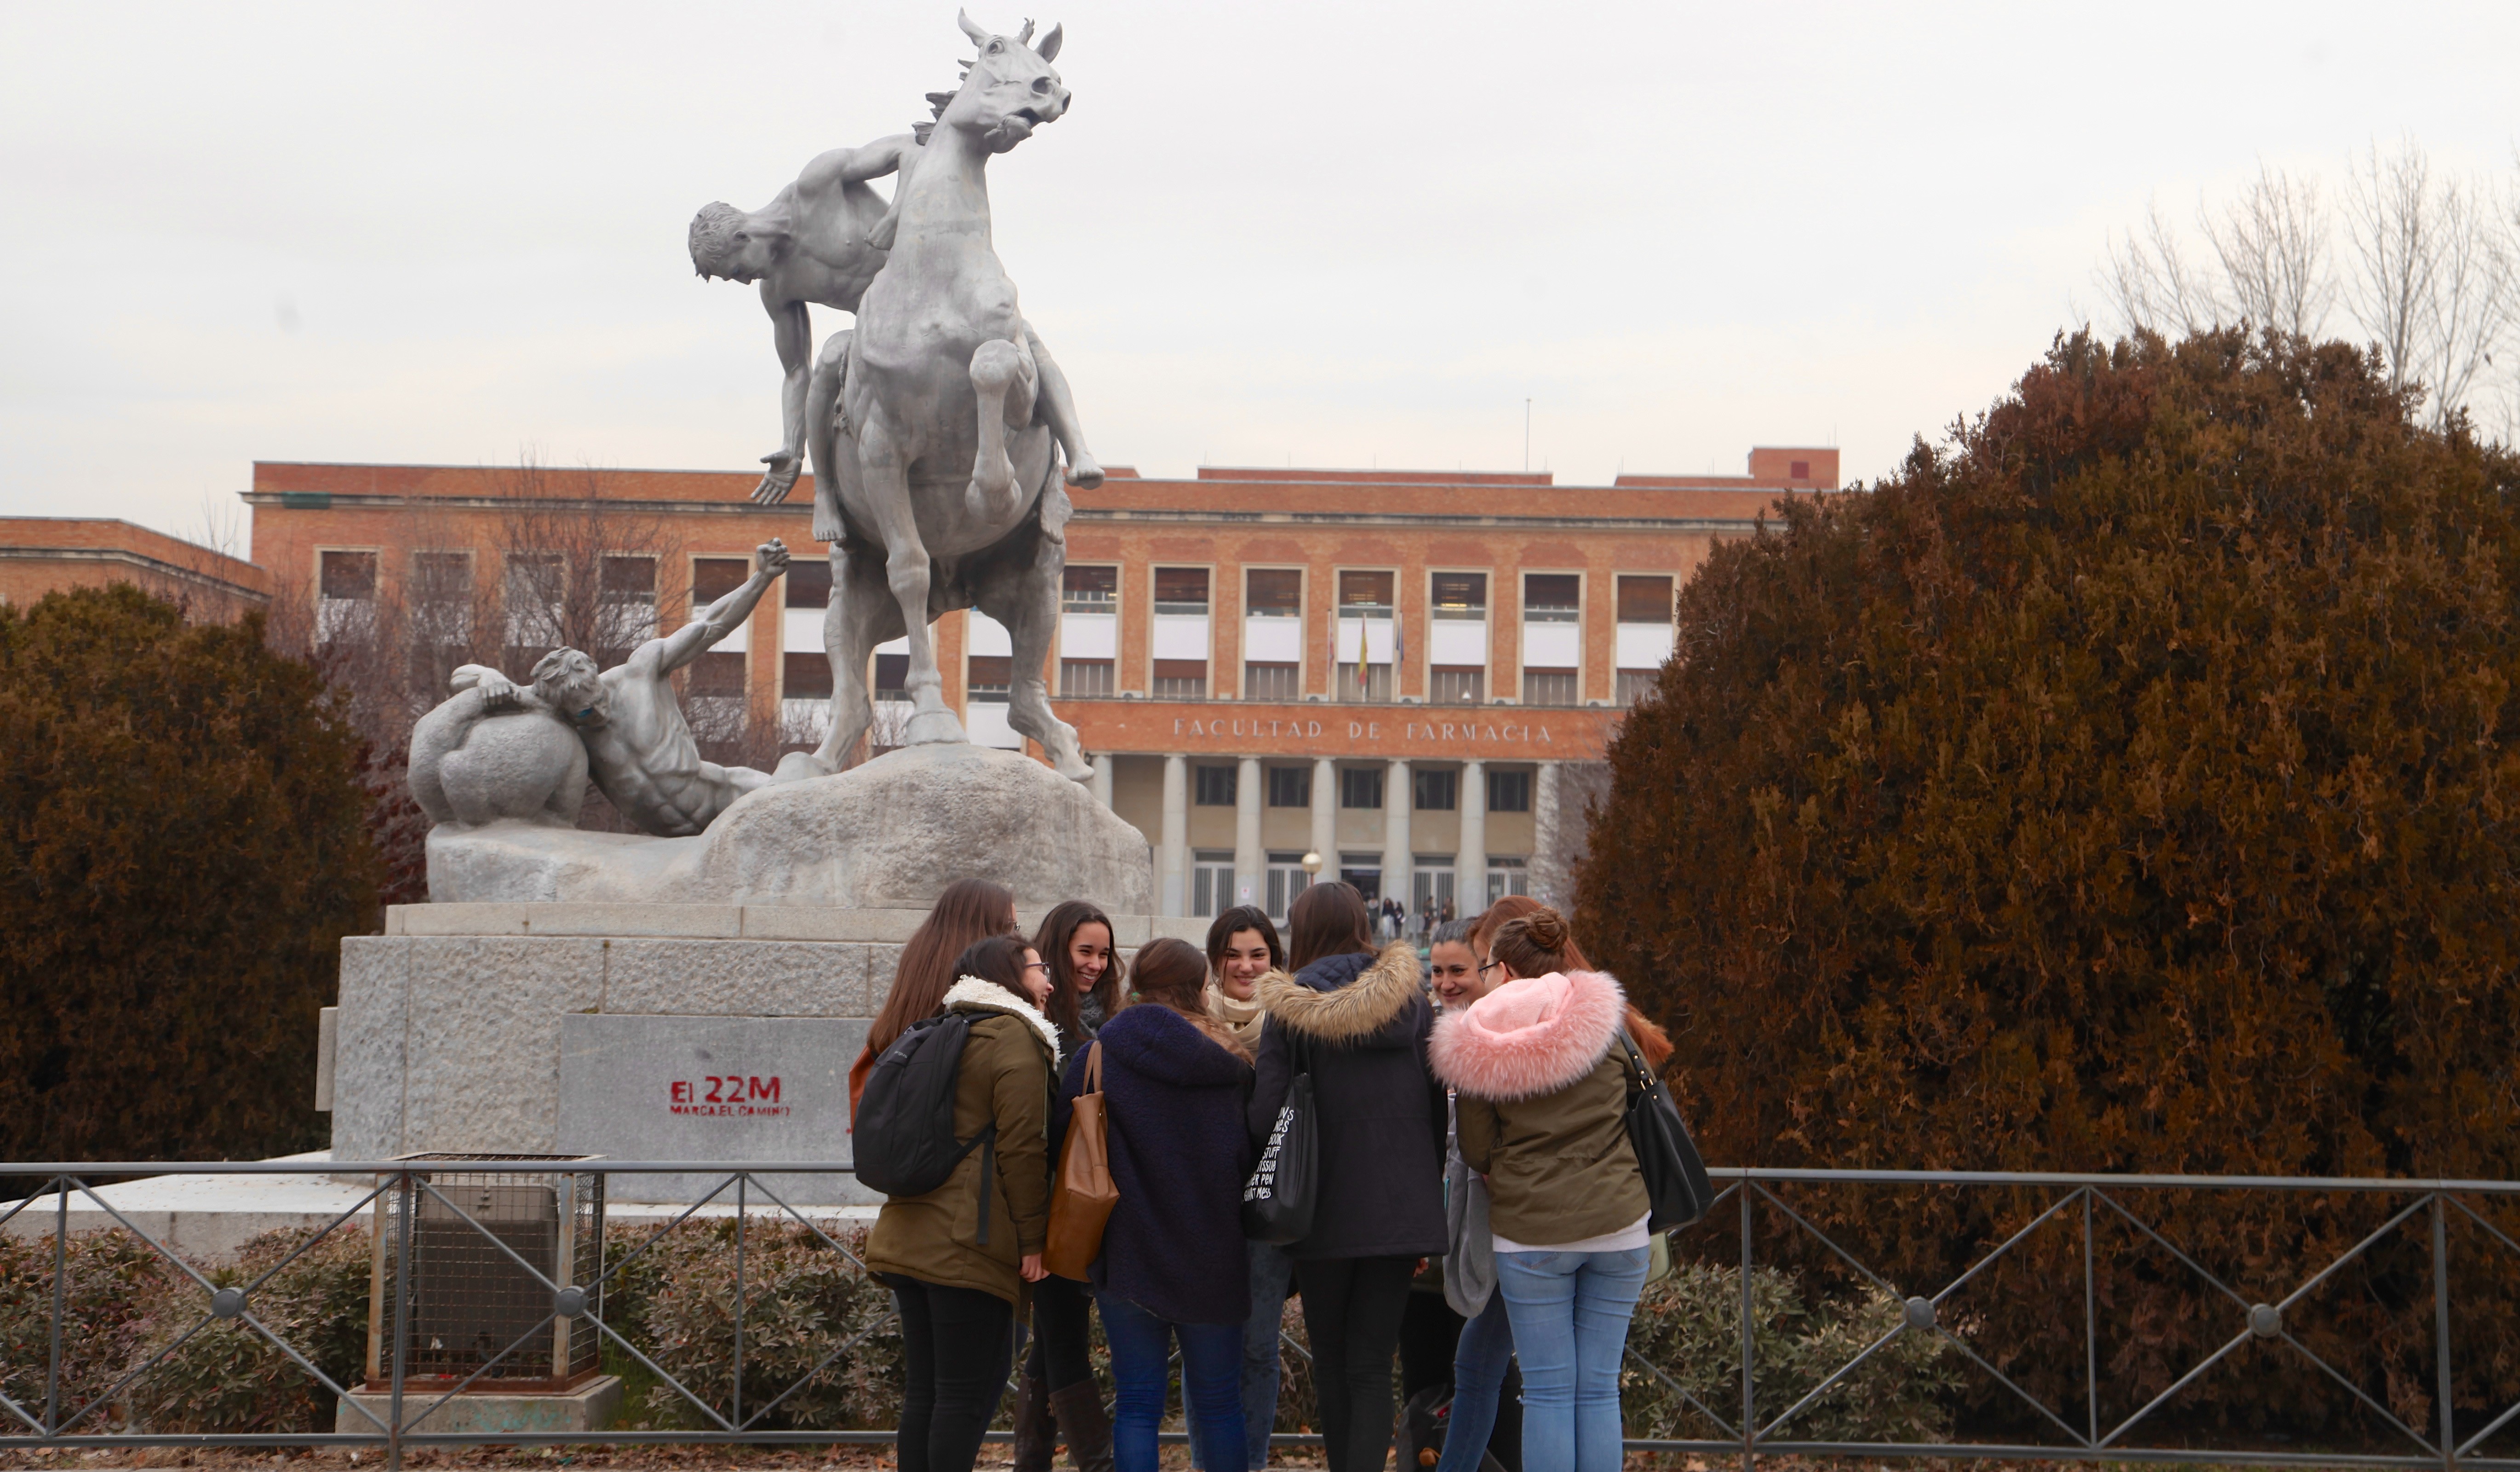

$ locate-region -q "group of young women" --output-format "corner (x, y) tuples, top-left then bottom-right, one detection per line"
(854, 877), (1669, 1472)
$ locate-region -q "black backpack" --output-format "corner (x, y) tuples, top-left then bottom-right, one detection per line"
(855, 1012), (1000, 1238)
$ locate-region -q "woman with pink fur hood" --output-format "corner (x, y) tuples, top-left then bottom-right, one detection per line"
(1428, 907), (1649, 1472)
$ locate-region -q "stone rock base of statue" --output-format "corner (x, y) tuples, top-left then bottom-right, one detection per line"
(328, 902), (1205, 1205)
(425, 742), (1154, 912)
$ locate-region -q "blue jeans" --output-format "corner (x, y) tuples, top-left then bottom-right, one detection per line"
(1098, 1292), (1245, 1472)
(1436, 1291), (1516, 1472)
(1493, 1248), (1650, 1472)
(1189, 1239), (1295, 1470)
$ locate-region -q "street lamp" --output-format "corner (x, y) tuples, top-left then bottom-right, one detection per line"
(1300, 851), (1323, 876)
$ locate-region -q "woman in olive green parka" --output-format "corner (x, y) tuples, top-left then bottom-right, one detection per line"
(866, 935), (1062, 1472)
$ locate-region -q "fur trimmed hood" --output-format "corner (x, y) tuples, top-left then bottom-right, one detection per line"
(942, 977), (1062, 1065)
(1256, 942), (1426, 1047)
(1430, 969), (1627, 1101)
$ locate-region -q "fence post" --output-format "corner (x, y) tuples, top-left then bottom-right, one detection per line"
(389, 1169), (416, 1472)
(45, 1176), (66, 1436)
(1740, 1179), (1754, 1472)
(2434, 1193), (2455, 1472)
(734, 1173), (747, 1430)
(2084, 1187), (2098, 1445)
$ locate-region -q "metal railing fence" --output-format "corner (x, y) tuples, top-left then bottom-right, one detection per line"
(5, 1162), (2520, 1470)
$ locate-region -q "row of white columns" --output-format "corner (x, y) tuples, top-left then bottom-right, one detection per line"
(1086, 752), (1561, 920)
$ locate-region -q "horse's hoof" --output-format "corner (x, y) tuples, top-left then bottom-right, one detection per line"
(903, 708), (970, 746)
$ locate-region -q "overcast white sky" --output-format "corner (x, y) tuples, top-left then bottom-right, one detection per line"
(3, 1), (2515, 544)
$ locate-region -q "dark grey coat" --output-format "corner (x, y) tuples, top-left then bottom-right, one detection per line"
(1246, 943), (1448, 1261)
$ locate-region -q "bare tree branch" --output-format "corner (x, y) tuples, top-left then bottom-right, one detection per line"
(2202, 163), (2335, 338)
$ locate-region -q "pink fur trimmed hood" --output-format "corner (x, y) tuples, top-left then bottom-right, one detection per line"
(1429, 969), (1627, 1101)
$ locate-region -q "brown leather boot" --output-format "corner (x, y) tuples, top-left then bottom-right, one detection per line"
(1012, 1368), (1057, 1472)
(1048, 1380), (1113, 1472)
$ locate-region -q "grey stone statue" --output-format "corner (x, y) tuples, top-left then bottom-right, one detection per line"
(779, 11), (1101, 785)
(411, 540), (796, 838)
(689, 136), (919, 502)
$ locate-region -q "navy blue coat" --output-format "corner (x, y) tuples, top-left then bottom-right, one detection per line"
(1057, 1002), (1254, 1326)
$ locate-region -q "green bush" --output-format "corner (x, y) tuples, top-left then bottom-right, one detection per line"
(124, 1224), (373, 1433)
(0, 586), (380, 1180)
(0, 1226), (170, 1430)
(1579, 327), (2520, 1434)
(621, 1219), (901, 1430)
(1620, 1263), (1959, 1443)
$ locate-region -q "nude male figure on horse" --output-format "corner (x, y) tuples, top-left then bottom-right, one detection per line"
(453, 540), (795, 837)
(689, 139), (917, 502)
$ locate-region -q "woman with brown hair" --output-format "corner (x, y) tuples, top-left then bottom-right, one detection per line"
(867, 932), (1061, 1472)
(1056, 937), (1254, 1472)
(1432, 907), (1649, 1472)
(1014, 900), (1128, 1472)
(852, 879), (1019, 1119)
(1246, 882), (1446, 1472)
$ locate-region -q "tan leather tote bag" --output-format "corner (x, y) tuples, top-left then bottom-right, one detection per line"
(1044, 1041), (1119, 1280)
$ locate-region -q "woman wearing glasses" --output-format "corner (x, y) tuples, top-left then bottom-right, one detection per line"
(865, 933), (1062, 1472)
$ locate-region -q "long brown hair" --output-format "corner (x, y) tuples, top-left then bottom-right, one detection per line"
(870, 879), (1017, 1053)
(1034, 898), (1124, 1038)
(1287, 881), (1375, 972)
(1129, 936), (1250, 1061)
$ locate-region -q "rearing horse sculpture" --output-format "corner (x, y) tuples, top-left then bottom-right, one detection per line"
(782, 11), (1101, 784)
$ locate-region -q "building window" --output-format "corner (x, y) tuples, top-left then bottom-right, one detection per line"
(1063, 564), (1117, 610)
(785, 651), (833, 700)
(1616, 575), (1673, 625)
(1244, 661), (1299, 700)
(786, 557), (832, 610)
(1488, 768), (1532, 813)
(598, 554), (659, 657)
(1431, 571), (1486, 617)
(1616, 670), (1658, 707)
(1790, 459), (1811, 480)
(1060, 659), (1115, 696)
(1486, 856), (1530, 906)
(1523, 670), (1578, 707)
(1339, 853), (1384, 904)
(405, 551), (473, 682)
(693, 558), (749, 607)
(316, 550), (378, 645)
(1247, 568), (1302, 616)
(1335, 664), (1394, 702)
(1195, 764), (1237, 806)
(1155, 566), (1209, 613)
(1192, 850), (1235, 917)
(1430, 667), (1484, 703)
(1340, 767), (1384, 810)
(1266, 851), (1311, 920)
(968, 655), (1012, 700)
(1154, 659), (1208, 698)
(1523, 572), (1580, 621)
(1337, 569), (1395, 703)
(1267, 766), (1310, 808)
(689, 651), (746, 696)
(874, 653), (908, 696)
(1413, 767), (1458, 812)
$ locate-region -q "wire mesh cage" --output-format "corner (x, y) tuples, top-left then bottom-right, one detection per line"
(364, 1154), (605, 1391)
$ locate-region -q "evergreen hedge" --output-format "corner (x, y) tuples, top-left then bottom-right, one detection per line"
(0, 586), (379, 1177)
(1582, 328), (2520, 1438)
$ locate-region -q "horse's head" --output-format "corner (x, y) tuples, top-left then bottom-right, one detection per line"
(939, 10), (1070, 154)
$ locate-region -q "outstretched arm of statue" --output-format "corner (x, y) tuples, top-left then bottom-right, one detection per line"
(656, 540), (791, 674)
(796, 133), (915, 192)
(754, 295), (814, 503)
(449, 664), (526, 710)
(1023, 324), (1104, 489)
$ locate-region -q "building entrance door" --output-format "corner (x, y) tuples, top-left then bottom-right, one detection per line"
(1412, 861), (1455, 932)
(1340, 855), (1382, 903)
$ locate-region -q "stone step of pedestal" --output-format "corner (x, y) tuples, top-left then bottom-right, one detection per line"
(0, 1152), (880, 1264)
(336, 1374), (622, 1436)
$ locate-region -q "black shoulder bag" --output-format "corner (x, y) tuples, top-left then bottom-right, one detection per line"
(1618, 1030), (1715, 1231)
(1242, 1028), (1317, 1245)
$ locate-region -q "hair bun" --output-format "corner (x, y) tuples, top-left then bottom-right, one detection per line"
(1526, 908), (1569, 950)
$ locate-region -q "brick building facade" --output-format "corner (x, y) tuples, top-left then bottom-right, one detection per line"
(0, 518), (270, 623)
(245, 450), (1833, 920)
